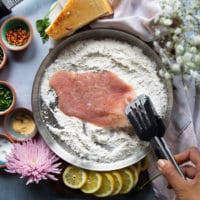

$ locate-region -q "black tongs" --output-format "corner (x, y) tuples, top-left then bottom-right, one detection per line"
(125, 94), (185, 178)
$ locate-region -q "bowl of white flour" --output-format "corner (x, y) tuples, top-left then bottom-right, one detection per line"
(32, 29), (172, 171)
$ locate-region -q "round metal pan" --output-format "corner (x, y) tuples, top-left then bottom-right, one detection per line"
(32, 29), (173, 171)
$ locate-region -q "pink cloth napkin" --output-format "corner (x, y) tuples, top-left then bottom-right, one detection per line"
(90, 0), (161, 41)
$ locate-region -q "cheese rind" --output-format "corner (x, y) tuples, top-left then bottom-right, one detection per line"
(45, 0), (113, 39)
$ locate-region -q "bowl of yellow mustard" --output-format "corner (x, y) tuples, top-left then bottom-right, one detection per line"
(3, 107), (37, 142)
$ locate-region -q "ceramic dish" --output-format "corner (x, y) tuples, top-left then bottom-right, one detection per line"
(0, 133), (14, 168)
(0, 16), (33, 51)
(0, 80), (16, 116)
(32, 29), (173, 171)
(0, 43), (7, 69)
(3, 107), (37, 142)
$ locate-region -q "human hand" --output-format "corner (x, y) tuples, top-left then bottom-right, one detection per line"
(157, 147), (200, 200)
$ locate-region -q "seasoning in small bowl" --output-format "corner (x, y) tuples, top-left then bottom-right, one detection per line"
(0, 81), (16, 116)
(3, 107), (37, 142)
(0, 44), (7, 70)
(0, 16), (33, 51)
(0, 133), (14, 168)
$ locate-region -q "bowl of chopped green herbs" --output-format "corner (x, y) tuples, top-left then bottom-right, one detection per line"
(0, 43), (7, 69)
(0, 81), (16, 116)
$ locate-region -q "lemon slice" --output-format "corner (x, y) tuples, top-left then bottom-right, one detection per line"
(94, 173), (114, 197)
(118, 169), (135, 194)
(129, 161), (141, 174)
(81, 171), (102, 194)
(140, 156), (149, 171)
(62, 165), (87, 189)
(111, 172), (123, 195)
(129, 165), (139, 188)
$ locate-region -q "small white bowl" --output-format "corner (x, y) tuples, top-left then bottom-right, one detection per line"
(3, 107), (37, 142)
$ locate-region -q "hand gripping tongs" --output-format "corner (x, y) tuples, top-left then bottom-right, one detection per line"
(125, 94), (185, 178)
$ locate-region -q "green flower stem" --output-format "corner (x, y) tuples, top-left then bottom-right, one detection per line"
(135, 173), (161, 192)
(44, 1), (58, 19)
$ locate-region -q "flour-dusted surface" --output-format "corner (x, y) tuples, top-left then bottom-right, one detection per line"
(0, 138), (13, 164)
(40, 39), (168, 165)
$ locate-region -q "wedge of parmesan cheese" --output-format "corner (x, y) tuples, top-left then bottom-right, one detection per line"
(45, 0), (113, 39)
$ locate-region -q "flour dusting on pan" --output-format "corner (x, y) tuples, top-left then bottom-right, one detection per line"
(40, 39), (168, 164)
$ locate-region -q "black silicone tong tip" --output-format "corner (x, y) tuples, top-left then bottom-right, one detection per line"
(125, 94), (165, 141)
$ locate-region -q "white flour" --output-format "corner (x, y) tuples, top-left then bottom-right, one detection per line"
(0, 137), (13, 164)
(40, 39), (168, 164)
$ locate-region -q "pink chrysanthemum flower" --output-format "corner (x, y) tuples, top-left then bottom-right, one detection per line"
(6, 138), (62, 185)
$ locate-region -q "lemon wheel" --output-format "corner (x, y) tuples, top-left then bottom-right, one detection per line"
(94, 173), (115, 197)
(118, 169), (135, 194)
(81, 171), (102, 194)
(129, 165), (139, 188)
(130, 161), (141, 174)
(111, 172), (123, 195)
(140, 156), (149, 171)
(62, 165), (87, 189)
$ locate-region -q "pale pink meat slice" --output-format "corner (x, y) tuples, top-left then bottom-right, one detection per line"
(49, 70), (136, 128)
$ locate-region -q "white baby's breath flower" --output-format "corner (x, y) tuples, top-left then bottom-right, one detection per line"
(185, 62), (195, 69)
(166, 41), (173, 49)
(190, 70), (200, 83)
(161, 57), (167, 65)
(187, 24), (195, 31)
(195, 15), (200, 21)
(176, 56), (183, 65)
(164, 71), (171, 80)
(158, 69), (164, 77)
(191, 35), (200, 46)
(194, 55), (200, 65)
(170, 63), (181, 72)
(158, 17), (165, 25)
(153, 0), (199, 83)
(189, 46), (197, 53)
(182, 52), (193, 63)
(175, 45), (184, 55)
(174, 27), (182, 35)
(172, 35), (178, 42)
(163, 18), (173, 26)
(183, 64), (189, 71)
(190, 70), (199, 78)
(185, 15), (194, 22)
(155, 29), (161, 37)
(153, 41), (158, 47)
(154, 16), (160, 24)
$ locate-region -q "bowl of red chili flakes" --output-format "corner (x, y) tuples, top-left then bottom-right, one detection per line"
(0, 16), (33, 51)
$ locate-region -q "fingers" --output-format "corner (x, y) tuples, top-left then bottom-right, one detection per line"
(157, 159), (185, 189)
(157, 148), (200, 200)
(174, 147), (200, 167)
(181, 165), (196, 179)
(157, 159), (186, 191)
(194, 172), (200, 186)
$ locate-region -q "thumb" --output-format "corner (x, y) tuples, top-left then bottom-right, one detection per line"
(157, 159), (185, 190)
